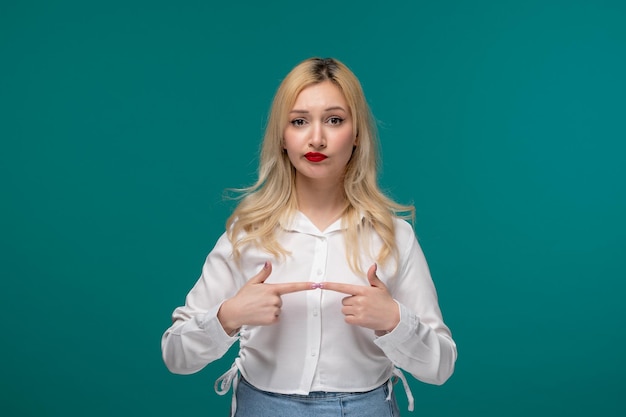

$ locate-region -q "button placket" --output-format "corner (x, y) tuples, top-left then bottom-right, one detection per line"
(300, 235), (328, 390)
(314, 236), (327, 278)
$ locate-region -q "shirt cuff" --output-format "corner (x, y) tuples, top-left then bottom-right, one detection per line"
(374, 301), (417, 350)
(196, 302), (239, 346)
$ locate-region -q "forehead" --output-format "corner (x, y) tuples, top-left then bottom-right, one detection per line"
(291, 81), (348, 110)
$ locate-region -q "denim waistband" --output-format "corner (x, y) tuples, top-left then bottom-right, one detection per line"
(239, 376), (384, 399)
(215, 362), (414, 417)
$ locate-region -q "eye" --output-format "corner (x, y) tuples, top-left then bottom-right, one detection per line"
(290, 118), (307, 127)
(327, 117), (344, 126)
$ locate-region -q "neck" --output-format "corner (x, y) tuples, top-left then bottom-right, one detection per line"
(294, 175), (347, 231)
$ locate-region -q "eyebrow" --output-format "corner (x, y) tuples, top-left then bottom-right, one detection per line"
(289, 106), (347, 114)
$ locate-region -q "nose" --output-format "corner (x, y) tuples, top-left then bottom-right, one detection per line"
(308, 122), (326, 149)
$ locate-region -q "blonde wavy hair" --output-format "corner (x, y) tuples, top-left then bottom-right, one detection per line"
(226, 57), (414, 276)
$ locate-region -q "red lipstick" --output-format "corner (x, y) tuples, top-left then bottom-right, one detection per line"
(305, 152), (328, 162)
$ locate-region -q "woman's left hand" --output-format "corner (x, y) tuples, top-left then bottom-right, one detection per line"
(321, 264), (400, 335)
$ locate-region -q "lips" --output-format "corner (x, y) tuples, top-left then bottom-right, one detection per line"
(304, 152), (328, 162)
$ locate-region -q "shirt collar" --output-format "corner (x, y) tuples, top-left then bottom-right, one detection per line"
(279, 210), (364, 236)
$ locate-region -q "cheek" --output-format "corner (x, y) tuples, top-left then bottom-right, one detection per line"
(282, 141), (299, 165)
(339, 132), (356, 154)
(282, 128), (302, 150)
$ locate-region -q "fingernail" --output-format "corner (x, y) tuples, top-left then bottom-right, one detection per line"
(311, 282), (322, 289)
(264, 261), (270, 269)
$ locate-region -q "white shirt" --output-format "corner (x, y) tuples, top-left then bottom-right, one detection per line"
(161, 212), (457, 398)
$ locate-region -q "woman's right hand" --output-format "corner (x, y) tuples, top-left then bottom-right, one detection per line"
(217, 261), (315, 335)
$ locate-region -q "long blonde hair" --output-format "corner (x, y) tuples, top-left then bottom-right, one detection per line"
(226, 57), (414, 275)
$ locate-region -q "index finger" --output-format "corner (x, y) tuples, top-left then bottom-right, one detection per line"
(319, 282), (367, 295)
(268, 281), (318, 295)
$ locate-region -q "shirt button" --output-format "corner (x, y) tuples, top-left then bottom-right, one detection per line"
(313, 309), (319, 317)
(311, 351), (317, 357)
(317, 269), (323, 275)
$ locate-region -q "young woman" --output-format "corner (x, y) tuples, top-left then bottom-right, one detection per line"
(161, 57), (457, 416)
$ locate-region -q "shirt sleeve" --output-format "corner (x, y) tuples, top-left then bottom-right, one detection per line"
(161, 233), (242, 375)
(373, 222), (457, 385)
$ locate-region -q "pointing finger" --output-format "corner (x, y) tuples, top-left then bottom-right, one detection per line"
(319, 282), (366, 296)
(270, 281), (318, 295)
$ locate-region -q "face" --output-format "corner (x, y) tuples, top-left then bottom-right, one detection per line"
(283, 81), (356, 185)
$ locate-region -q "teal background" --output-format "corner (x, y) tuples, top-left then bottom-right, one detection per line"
(1, 0), (625, 416)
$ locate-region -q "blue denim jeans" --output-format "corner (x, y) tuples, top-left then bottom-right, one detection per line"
(234, 377), (401, 417)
